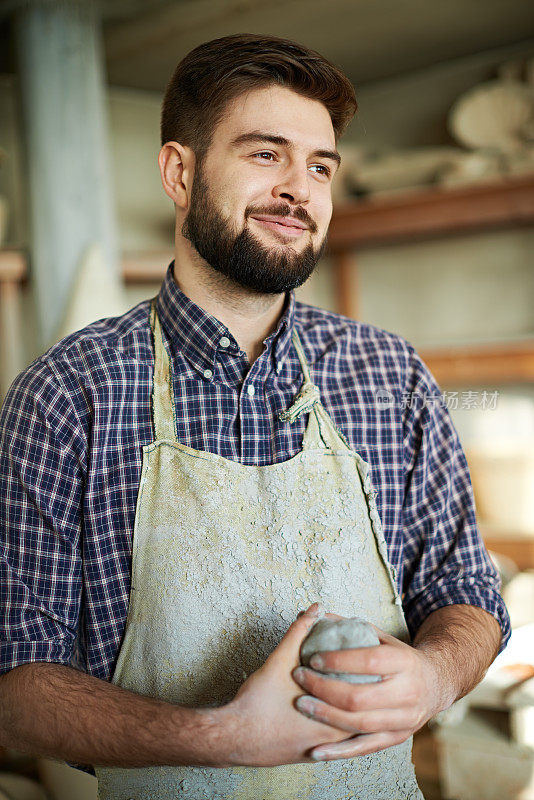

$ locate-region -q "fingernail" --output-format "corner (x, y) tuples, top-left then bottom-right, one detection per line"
(296, 696), (315, 714)
(310, 654), (324, 669)
(310, 749), (327, 761)
(312, 602), (325, 618)
(293, 667), (306, 681)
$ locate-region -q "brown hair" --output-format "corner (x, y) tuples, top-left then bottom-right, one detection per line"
(160, 33), (357, 160)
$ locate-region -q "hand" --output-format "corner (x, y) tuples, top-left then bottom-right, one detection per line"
(218, 604), (353, 767)
(291, 626), (443, 761)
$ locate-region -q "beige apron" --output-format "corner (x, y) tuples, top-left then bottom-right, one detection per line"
(95, 300), (424, 799)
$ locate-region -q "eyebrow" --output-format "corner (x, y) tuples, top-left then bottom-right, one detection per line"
(229, 131), (341, 169)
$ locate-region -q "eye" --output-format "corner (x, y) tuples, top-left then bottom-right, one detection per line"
(310, 164), (331, 178)
(252, 151), (277, 161)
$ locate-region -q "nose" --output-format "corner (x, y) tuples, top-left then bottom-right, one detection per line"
(272, 161), (311, 206)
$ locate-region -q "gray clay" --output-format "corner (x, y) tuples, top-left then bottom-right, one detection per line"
(300, 616), (381, 683)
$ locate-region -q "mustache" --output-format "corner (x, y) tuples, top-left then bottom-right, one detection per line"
(246, 203), (317, 234)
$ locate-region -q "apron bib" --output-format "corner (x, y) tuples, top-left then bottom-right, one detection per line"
(95, 301), (424, 799)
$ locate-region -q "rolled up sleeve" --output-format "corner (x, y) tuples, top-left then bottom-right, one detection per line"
(0, 360), (86, 676)
(400, 345), (511, 653)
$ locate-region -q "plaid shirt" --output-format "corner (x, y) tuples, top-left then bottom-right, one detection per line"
(0, 262), (510, 684)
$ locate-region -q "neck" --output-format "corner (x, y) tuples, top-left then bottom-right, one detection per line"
(172, 239), (286, 365)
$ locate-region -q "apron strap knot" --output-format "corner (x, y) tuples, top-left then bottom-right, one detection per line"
(279, 383), (321, 423)
(279, 329), (321, 423)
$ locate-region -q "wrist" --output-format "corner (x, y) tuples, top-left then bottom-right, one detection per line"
(206, 701), (244, 767)
(168, 702), (240, 768)
(414, 643), (457, 716)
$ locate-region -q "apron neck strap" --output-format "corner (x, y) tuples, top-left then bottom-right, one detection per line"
(279, 331), (321, 424)
(150, 299), (178, 442)
(291, 331), (314, 386)
(282, 330), (350, 452)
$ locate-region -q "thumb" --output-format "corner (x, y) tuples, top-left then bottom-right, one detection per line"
(267, 603), (326, 665)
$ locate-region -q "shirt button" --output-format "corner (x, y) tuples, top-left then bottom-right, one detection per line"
(247, 384), (255, 397)
(219, 336), (231, 348)
(203, 368), (213, 379)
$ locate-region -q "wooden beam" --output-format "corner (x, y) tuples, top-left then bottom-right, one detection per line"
(331, 251), (358, 319)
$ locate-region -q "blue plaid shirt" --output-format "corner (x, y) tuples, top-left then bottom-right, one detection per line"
(0, 262), (510, 684)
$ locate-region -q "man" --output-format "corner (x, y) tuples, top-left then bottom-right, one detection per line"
(0, 33), (509, 799)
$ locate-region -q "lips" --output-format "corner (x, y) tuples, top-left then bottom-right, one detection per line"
(250, 214), (309, 230)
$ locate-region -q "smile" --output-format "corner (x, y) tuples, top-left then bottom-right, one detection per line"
(250, 216), (309, 239)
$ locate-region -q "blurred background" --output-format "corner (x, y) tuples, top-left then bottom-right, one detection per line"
(0, 0), (533, 798)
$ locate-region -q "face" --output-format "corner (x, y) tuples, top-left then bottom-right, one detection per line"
(181, 85), (340, 294)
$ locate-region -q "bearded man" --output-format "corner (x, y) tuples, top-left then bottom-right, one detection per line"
(0, 33), (509, 800)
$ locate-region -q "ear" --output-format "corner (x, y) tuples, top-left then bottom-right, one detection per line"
(158, 141), (195, 209)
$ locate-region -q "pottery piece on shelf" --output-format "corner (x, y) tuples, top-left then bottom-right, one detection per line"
(448, 79), (534, 154)
(437, 149), (504, 187)
(331, 143), (370, 204)
(339, 146), (465, 198)
(505, 144), (534, 176)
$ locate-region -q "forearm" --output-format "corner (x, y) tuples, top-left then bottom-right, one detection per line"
(0, 662), (230, 769)
(412, 603), (503, 713)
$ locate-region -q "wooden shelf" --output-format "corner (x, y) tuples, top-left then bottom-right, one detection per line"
(327, 173), (534, 253)
(0, 250), (171, 285)
(420, 340), (534, 386)
(121, 251), (172, 283)
(483, 535), (534, 571)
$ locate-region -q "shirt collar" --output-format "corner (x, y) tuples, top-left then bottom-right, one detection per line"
(156, 261), (296, 375)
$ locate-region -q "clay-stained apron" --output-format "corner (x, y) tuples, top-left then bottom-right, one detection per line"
(95, 299), (424, 799)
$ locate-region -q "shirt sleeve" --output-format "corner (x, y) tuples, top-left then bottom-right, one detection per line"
(400, 343), (511, 654)
(0, 358), (87, 676)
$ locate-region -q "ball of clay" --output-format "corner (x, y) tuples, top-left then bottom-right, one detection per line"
(300, 616), (381, 683)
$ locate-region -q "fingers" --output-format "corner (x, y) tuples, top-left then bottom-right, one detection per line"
(268, 603), (325, 664)
(296, 694), (418, 735)
(297, 602), (325, 620)
(309, 730), (412, 761)
(296, 607), (341, 621)
(308, 642), (405, 677)
(292, 664), (421, 716)
(300, 602), (326, 623)
(293, 666), (387, 712)
(322, 612), (345, 621)
(374, 628), (404, 646)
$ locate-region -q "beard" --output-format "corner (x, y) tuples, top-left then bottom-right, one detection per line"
(181, 162), (328, 295)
